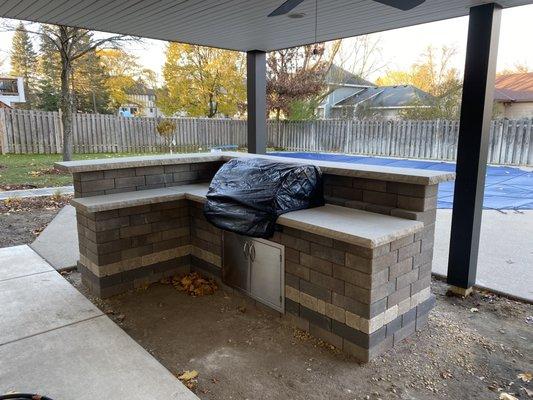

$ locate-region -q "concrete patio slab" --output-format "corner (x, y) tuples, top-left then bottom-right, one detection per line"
(433, 209), (533, 302)
(0, 245), (198, 399)
(0, 269), (102, 345)
(0, 185), (74, 200)
(31, 205), (79, 271)
(0, 316), (199, 400)
(0, 245), (54, 282)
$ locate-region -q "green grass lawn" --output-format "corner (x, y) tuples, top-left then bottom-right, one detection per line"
(0, 153), (165, 188)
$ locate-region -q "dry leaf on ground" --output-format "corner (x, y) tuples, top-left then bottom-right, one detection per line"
(518, 372), (533, 382)
(500, 393), (518, 400)
(161, 272), (218, 296)
(178, 370), (199, 381)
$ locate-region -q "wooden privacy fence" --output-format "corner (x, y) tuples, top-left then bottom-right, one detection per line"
(1, 108), (532, 166)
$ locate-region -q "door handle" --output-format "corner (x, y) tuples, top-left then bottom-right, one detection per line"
(250, 242), (256, 262)
(243, 241), (250, 258)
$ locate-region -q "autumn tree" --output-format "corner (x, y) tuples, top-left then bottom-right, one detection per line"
(10, 22), (37, 108)
(9, 23), (138, 160)
(498, 63), (530, 75)
(376, 45), (462, 119)
(99, 49), (156, 112)
(159, 43), (245, 118)
(267, 41), (340, 121)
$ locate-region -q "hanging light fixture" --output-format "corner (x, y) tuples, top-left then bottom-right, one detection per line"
(312, 0), (319, 55)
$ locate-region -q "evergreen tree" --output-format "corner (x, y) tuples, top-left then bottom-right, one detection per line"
(70, 33), (110, 113)
(35, 31), (61, 111)
(10, 22), (37, 108)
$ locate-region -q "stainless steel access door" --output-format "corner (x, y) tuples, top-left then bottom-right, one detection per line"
(222, 232), (284, 313)
(249, 239), (284, 312)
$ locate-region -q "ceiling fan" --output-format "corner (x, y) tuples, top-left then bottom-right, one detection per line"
(267, 0), (425, 17)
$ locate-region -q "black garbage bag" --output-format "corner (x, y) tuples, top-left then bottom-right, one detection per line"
(203, 157), (324, 238)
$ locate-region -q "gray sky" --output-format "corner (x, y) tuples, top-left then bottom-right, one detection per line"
(0, 4), (531, 83)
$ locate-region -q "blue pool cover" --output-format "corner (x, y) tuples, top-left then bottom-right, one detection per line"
(268, 152), (533, 210)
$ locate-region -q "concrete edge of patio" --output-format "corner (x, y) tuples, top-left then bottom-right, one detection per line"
(0, 185), (74, 200)
(30, 204), (79, 271)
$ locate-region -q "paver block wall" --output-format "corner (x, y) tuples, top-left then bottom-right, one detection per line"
(269, 226), (433, 362)
(73, 163), (436, 362)
(323, 174), (437, 285)
(72, 161), (223, 198)
(76, 199), (192, 297)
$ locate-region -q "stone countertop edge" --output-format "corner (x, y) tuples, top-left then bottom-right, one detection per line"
(277, 208), (424, 249)
(55, 152), (455, 185)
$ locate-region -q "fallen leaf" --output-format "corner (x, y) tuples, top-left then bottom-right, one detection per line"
(500, 393), (518, 400)
(178, 370), (199, 381)
(518, 372), (532, 382)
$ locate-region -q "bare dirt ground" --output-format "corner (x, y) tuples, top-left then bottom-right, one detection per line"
(66, 271), (533, 400)
(0, 196), (70, 248)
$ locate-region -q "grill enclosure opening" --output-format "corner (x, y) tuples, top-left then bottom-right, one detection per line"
(204, 158), (324, 238)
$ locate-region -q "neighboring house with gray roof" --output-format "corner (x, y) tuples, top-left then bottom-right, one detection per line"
(318, 65), (434, 119)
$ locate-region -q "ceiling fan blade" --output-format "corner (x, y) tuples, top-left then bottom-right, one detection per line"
(372, 0), (425, 11)
(268, 0), (307, 17)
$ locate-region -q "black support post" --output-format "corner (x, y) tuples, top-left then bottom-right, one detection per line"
(447, 3), (502, 294)
(247, 50), (267, 154)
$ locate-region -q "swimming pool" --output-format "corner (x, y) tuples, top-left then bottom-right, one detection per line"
(268, 152), (533, 210)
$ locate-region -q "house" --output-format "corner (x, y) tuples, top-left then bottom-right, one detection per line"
(0, 76), (25, 108)
(118, 82), (161, 118)
(318, 65), (434, 119)
(494, 72), (533, 119)
(317, 65), (374, 118)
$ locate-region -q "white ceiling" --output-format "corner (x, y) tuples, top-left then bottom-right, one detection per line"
(1, 0), (531, 51)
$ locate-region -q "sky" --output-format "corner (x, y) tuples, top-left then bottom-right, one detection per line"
(0, 4), (531, 83)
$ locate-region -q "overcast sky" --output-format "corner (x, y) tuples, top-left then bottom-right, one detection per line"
(0, 4), (531, 83)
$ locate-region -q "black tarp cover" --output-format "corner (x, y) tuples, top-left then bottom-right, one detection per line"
(203, 157), (324, 238)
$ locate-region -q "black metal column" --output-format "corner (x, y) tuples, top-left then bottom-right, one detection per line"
(447, 3), (502, 292)
(247, 50), (267, 154)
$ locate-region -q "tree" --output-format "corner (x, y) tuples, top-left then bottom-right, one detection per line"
(267, 41), (340, 121)
(498, 63), (530, 75)
(35, 31), (61, 111)
(159, 43), (245, 118)
(16, 23), (137, 160)
(99, 49), (143, 111)
(336, 35), (385, 80)
(10, 22), (37, 108)
(376, 45), (462, 119)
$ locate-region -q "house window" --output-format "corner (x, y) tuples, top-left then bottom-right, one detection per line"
(149, 108), (154, 113)
(0, 79), (19, 95)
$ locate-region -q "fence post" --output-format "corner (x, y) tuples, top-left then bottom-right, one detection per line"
(0, 108), (8, 154)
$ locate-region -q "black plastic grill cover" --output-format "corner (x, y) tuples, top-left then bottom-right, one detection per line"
(203, 157), (324, 238)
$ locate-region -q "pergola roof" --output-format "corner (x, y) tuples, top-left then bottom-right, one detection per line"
(1, 0), (530, 51)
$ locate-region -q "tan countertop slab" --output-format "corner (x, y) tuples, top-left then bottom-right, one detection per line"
(56, 151), (454, 186)
(277, 204), (423, 248)
(70, 184), (208, 213)
(71, 183), (421, 248)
